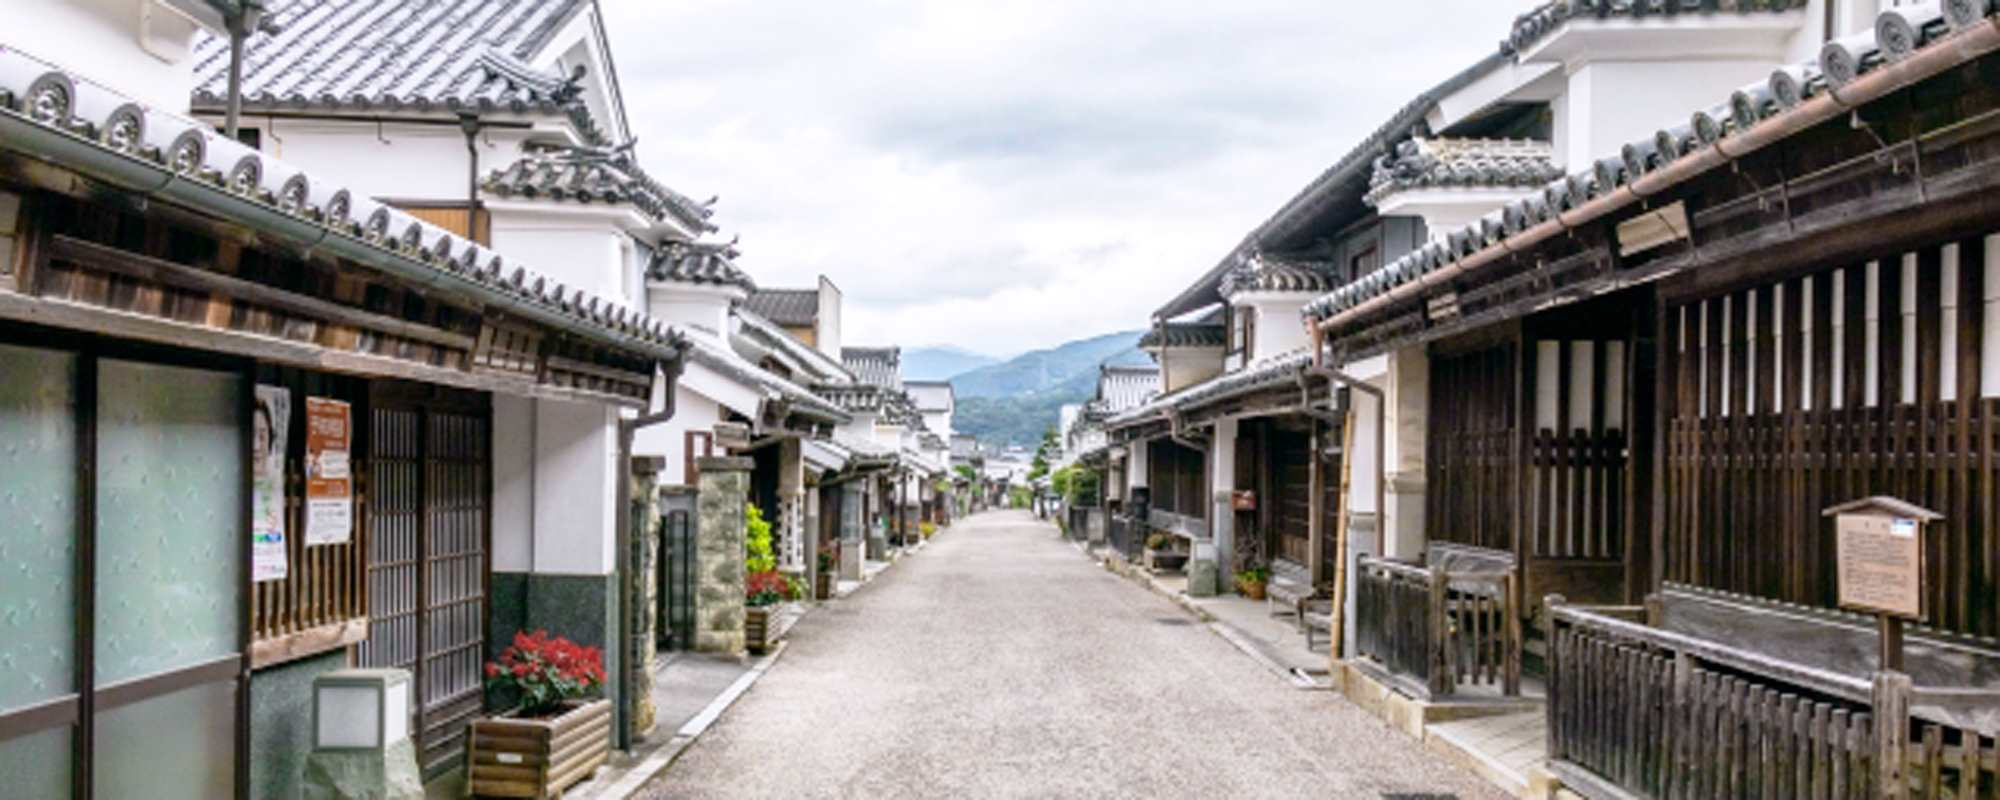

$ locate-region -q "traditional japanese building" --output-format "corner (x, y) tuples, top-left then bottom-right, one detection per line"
(1297, 1), (2000, 795)
(0, 1), (697, 794)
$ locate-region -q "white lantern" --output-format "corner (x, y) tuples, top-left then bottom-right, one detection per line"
(312, 668), (412, 751)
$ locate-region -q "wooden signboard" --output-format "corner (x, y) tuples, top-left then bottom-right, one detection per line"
(1824, 496), (1939, 622)
(1834, 513), (1923, 619)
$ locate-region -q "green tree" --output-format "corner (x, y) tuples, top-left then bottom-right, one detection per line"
(1028, 425), (1058, 481)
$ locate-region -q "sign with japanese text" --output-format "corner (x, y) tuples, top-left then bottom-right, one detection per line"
(304, 397), (353, 546)
(1835, 512), (1924, 620)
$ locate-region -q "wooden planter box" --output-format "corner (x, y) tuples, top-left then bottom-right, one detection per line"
(745, 602), (803, 655)
(1144, 548), (1188, 572)
(466, 698), (612, 799)
(1237, 578), (1267, 600)
(815, 571), (834, 600)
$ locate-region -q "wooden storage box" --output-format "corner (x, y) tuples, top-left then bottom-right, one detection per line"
(466, 698), (612, 798)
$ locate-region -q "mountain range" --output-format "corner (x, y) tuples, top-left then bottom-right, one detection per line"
(947, 330), (1149, 448)
(900, 346), (1000, 382)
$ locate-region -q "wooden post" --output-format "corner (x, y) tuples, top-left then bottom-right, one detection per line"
(1503, 573), (1522, 696)
(1428, 563), (1450, 697)
(1545, 594), (1566, 761)
(1873, 670), (1912, 799)
(1878, 615), (1904, 673)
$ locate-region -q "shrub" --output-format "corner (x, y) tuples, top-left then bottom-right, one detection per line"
(745, 503), (775, 574)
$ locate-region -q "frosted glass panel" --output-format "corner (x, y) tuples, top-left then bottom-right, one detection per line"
(0, 724), (71, 799)
(0, 344), (76, 711)
(93, 680), (234, 800)
(94, 360), (242, 684)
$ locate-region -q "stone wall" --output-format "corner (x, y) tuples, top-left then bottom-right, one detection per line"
(250, 650), (349, 800)
(694, 456), (752, 654)
(627, 458), (662, 741)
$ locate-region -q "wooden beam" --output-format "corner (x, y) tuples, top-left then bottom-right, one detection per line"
(48, 234), (478, 351)
(250, 618), (369, 669)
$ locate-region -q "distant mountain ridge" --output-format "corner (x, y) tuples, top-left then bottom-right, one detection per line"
(949, 330), (1146, 398)
(901, 346), (1000, 382)
(948, 330), (1148, 447)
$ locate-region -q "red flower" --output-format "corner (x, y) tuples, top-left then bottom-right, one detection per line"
(484, 630), (606, 716)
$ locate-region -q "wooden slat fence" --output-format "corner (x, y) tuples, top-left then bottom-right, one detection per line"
(1662, 236), (2000, 640)
(1355, 555), (1521, 697)
(1549, 603), (2000, 799)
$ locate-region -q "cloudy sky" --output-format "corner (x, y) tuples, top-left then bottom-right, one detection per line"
(604, 0), (1528, 357)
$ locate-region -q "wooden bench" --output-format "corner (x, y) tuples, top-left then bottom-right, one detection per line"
(1354, 541), (1522, 698)
(1301, 598), (1333, 652)
(1266, 558), (1316, 631)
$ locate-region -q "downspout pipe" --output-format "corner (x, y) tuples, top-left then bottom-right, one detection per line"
(1309, 328), (1387, 555)
(458, 113), (481, 237)
(613, 356), (683, 751)
(1310, 14), (2000, 340)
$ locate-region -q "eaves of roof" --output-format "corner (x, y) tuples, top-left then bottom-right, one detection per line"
(0, 46), (682, 363)
(1107, 349), (1312, 429)
(1151, 48), (1512, 320)
(686, 339), (849, 425)
(1303, 5), (1996, 331)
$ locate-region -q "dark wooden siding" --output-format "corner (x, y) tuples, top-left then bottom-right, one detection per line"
(1662, 238), (1999, 638)
(1427, 343), (1518, 553)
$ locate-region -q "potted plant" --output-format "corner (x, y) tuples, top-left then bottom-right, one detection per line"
(743, 504), (804, 653)
(1144, 532), (1189, 572)
(1236, 565), (1270, 600)
(468, 631), (611, 799)
(920, 521), (938, 540)
(815, 543), (836, 600)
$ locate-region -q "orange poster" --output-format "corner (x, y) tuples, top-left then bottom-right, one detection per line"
(304, 397), (353, 545)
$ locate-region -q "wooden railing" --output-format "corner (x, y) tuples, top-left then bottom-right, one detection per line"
(1354, 555), (1521, 698)
(1548, 601), (2000, 799)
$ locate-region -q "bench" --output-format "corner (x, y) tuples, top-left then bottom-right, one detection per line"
(1301, 598), (1333, 652)
(1267, 558), (1316, 631)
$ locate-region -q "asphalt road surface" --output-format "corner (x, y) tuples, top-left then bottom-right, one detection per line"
(641, 509), (1501, 799)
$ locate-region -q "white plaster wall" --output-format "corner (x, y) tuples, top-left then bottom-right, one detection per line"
(492, 394), (535, 573)
(227, 119), (535, 202)
(1208, 416), (1238, 579)
(631, 391), (723, 486)
(647, 283), (741, 343)
(29, 0), (206, 112)
(1240, 295), (1313, 358)
(489, 213), (634, 307)
(1562, 59), (1782, 170)
(532, 398), (618, 575)
(1160, 350), (1224, 394)
(816, 276), (843, 358)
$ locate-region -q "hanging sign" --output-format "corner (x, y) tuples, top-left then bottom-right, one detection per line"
(252, 385), (291, 582)
(304, 397), (353, 546)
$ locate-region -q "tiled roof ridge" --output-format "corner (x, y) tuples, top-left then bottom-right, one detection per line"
(483, 142), (717, 232)
(1508, 0), (1809, 57)
(647, 239), (755, 291)
(1364, 136), (1565, 206)
(0, 45), (682, 361)
(1220, 251), (1340, 297)
(1138, 321), (1226, 349)
(1305, 4), (1991, 328)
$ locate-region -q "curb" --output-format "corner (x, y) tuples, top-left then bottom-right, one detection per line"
(577, 641), (792, 799)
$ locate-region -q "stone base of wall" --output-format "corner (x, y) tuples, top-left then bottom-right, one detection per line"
(250, 649), (349, 800)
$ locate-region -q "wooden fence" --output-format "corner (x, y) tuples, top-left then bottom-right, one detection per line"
(1354, 555), (1521, 698)
(1548, 602), (2000, 799)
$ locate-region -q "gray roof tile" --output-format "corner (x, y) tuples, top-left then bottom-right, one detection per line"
(648, 240), (754, 291)
(1364, 137), (1564, 206)
(742, 289), (818, 326)
(190, 1), (590, 118)
(484, 143), (716, 232)
(842, 346), (902, 389)
(1138, 323), (1225, 349)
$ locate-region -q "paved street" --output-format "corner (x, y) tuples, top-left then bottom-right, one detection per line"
(641, 510), (1500, 799)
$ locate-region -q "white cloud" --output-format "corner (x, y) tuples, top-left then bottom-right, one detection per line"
(603, 0), (1533, 356)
